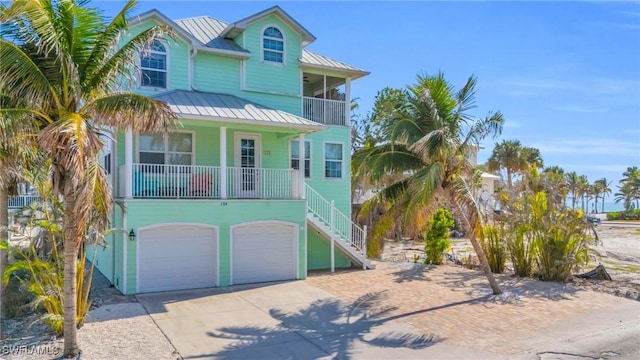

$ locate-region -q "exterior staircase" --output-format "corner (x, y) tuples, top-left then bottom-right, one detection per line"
(305, 184), (374, 270)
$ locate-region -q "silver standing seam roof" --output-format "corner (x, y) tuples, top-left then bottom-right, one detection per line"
(173, 16), (367, 76)
(154, 90), (324, 131)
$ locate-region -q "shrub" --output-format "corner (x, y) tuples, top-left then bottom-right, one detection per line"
(482, 225), (506, 273)
(424, 208), (454, 265)
(507, 226), (535, 277)
(607, 209), (640, 221)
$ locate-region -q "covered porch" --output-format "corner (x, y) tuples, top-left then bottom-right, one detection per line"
(115, 91), (324, 201)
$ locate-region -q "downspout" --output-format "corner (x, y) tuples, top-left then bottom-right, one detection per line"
(190, 46), (198, 91)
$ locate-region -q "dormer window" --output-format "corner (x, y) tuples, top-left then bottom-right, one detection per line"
(262, 26), (284, 63)
(140, 39), (167, 88)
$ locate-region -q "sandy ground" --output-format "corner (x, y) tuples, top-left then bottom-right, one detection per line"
(381, 222), (640, 300)
(1, 222), (637, 359)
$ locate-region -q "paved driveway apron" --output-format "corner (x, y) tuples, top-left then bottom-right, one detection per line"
(137, 263), (640, 359)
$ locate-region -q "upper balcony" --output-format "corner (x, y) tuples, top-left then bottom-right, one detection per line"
(302, 73), (350, 126)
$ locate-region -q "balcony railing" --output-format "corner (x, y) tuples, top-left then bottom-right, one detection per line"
(118, 164), (300, 200)
(303, 96), (347, 125)
(8, 195), (43, 209)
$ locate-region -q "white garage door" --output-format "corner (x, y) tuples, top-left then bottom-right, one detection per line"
(231, 222), (297, 285)
(138, 225), (217, 293)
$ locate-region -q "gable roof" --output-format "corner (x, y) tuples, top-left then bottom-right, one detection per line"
(130, 8), (367, 76)
(174, 16), (248, 54)
(129, 9), (250, 58)
(153, 90), (325, 131)
(219, 6), (316, 45)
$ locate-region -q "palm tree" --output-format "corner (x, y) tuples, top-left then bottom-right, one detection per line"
(0, 0), (176, 356)
(543, 166), (567, 207)
(521, 146), (544, 170)
(620, 166), (640, 209)
(487, 139), (522, 188)
(565, 171), (579, 209)
(353, 73), (504, 295)
(576, 175), (589, 212)
(596, 177), (612, 213)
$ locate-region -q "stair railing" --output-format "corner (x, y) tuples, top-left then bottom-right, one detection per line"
(305, 184), (367, 257)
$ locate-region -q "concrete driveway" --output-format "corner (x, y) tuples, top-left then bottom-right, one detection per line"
(136, 280), (508, 360)
(137, 263), (640, 360)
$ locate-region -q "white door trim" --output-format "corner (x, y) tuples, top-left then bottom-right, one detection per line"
(234, 133), (262, 198)
(136, 223), (219, 293)
(229, 220), (299, 285)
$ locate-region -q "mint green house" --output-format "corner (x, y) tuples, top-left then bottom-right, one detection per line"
(90, 6), (371, 294)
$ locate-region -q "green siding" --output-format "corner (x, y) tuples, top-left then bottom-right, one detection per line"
(123, 199), (306, 294)
(304, 126), (352, 217)
(307, 228), (350, 270)
(123, 20), (190, 93)
(242, 14), (302, 97)
(193, 53), (240, 94)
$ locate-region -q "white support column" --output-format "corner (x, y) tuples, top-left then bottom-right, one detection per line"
(220, 127), (227, 199)
(298, 134), (305, 200)
(125, 130), (133, 199)
(330, 200), (335, 273)
(323, 75), (327, 124)
(363, 225), (368, 270)
(344, 77), (352, 127)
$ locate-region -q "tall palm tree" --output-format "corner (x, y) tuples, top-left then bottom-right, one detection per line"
(596, 177), (612, 213)
(620, 167), (640, 209)
(0, 0), (176, 356)
(354, 73), (504, 294)
(487, 139), (522, 188)
(565, 171), (579, 209)
(576, 175), (589, 212)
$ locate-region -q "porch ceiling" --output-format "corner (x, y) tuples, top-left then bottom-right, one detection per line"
(153, 90), (325, 131)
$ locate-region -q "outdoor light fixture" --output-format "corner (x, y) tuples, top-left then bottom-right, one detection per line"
(128, 229), (136, 241)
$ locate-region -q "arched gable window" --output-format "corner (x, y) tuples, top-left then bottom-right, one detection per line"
(140, 39), (167, 88)
(262, 26), (284, 63)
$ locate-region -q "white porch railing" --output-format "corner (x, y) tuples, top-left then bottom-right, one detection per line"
(226, 167), (298, 199)
(119, 163), (299, 200)
(305, 184), (366, 256)
(8, 195), (43, 209)
(303, 96), (347, 125)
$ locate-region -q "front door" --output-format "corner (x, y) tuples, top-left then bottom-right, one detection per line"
(235, 133), (261, 198)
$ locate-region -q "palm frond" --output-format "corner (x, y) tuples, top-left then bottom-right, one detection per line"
(0, 39), (60, 109)
(82, 92), (176, 131)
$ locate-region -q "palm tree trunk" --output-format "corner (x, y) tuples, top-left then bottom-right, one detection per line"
(0, 181), (9, 321)
(448, 196), (502, 295)
(506, 170), (512, 188)
(464, 221), (502, 295)
(63, 192), (80, 357)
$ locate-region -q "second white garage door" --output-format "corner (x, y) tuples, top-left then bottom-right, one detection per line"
(138, 225), (217, 293)
(231, 222), (297, 285)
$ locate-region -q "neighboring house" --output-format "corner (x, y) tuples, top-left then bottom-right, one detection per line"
(88, 6), (370, 294)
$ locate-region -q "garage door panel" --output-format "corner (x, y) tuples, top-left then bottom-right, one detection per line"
(232, 223), (297, 285)
(138, 225), (217, 293)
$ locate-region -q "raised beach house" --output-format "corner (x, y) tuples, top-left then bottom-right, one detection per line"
(89, 6), (371, 294)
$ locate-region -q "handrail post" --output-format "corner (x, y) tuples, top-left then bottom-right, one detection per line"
(330, 200), (335, 273)
(363, 225), (368, 270)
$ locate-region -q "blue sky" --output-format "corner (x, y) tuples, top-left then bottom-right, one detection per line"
(99, 0), (640, 207)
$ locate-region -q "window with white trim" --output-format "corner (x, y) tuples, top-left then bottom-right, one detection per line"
(324, 143), (343, 179)
(140, 40), (167, 88)
(290, 140), (311, 178)
(262, 26), (284, 63)
(139, 132), (193, 171)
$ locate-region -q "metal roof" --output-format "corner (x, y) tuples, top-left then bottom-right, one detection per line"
(153, 90), (324, 131)
(300, 50), (370, 78)
(219, 5), (316, 46)
(174, 17), (248, 53)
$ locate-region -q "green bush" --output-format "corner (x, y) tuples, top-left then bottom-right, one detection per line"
(507, 227), (535, 277)
(482, 225), (507, 273)
(607, 209), (640, 221)
(424, 208), (454, 265)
